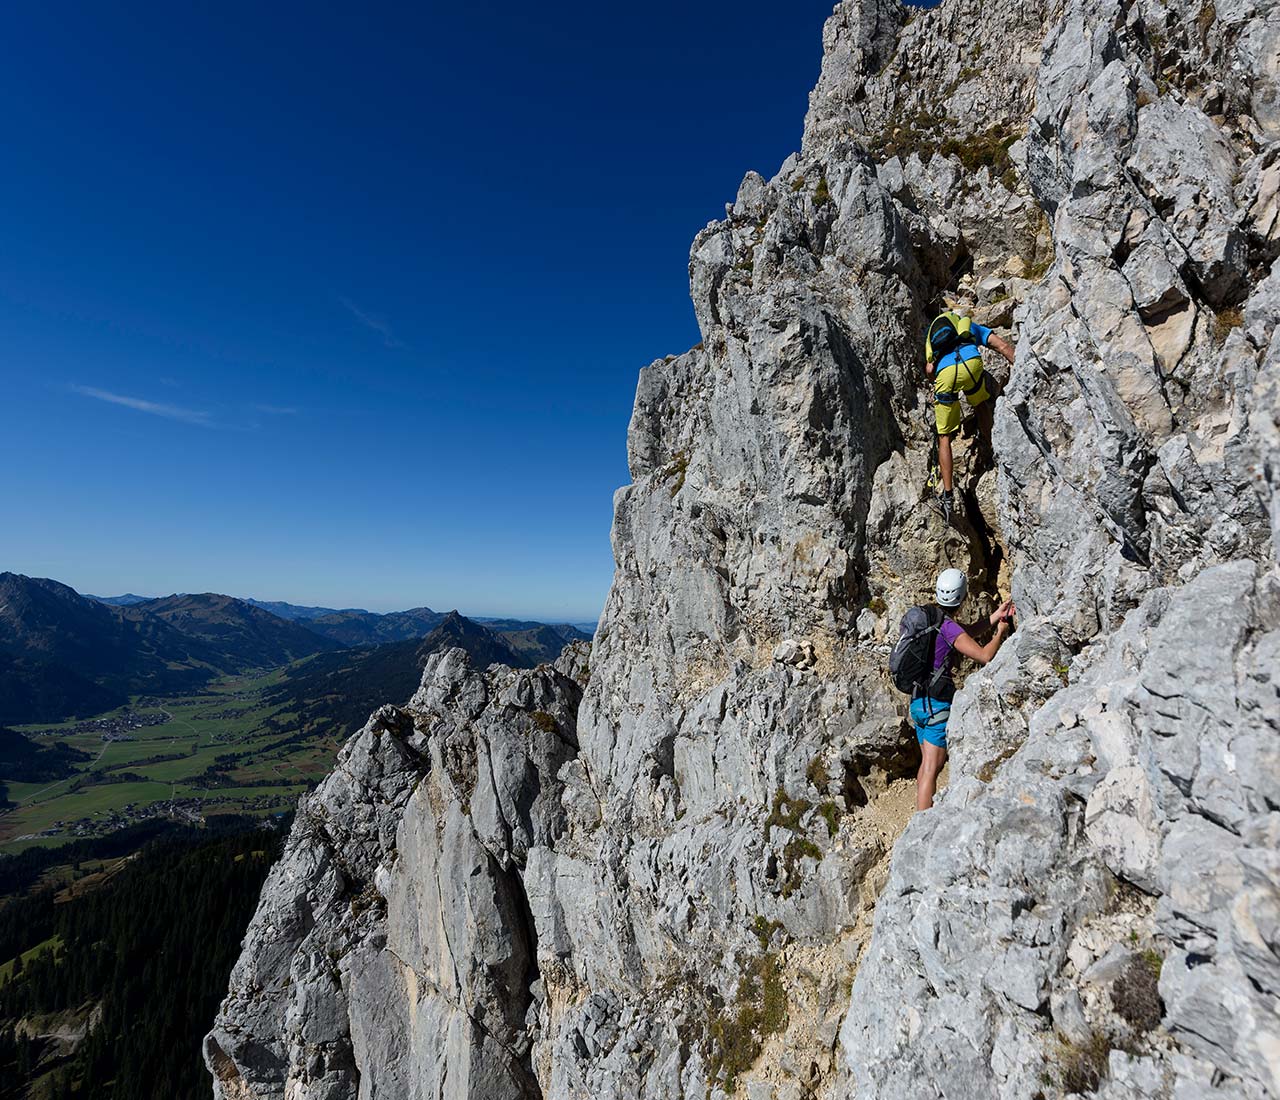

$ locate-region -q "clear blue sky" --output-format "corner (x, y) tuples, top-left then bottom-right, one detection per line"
(1, 2), (839, 621)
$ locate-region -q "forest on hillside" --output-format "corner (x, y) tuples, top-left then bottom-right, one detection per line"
(0, 820), (285, 1099)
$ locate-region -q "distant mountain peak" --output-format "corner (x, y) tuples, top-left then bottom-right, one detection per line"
(85, 592), (154, 606)
(420, 611), (521, 666)
(0, 574), (338, 723)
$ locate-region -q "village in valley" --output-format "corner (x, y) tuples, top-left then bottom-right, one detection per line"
(1, 671), (339, 853)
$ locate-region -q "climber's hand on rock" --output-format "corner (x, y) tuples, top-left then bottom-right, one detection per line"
(989, 599), (1015, 626)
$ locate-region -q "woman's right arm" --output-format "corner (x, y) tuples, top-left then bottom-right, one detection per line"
(953, 620), (1010, 665)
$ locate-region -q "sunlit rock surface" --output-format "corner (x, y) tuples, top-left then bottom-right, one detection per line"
(207, 0), (1278, 1096)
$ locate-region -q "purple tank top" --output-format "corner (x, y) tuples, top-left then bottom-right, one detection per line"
(935, 618), (964, 671)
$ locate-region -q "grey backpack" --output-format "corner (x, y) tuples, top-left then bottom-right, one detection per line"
(889, 605), (947, 698)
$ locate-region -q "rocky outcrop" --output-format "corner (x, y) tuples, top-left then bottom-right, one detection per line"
(208, 0), (1278, 1098)
(205, 650), (588, 1100)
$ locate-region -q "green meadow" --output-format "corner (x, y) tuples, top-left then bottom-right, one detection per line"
(0, 669), (346, 853)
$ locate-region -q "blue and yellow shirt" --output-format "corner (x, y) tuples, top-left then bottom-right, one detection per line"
(932, 320), (992, 373)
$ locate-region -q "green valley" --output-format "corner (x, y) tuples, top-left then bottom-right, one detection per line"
(0, 576), (590, 860)
(0, 671), (335, 854)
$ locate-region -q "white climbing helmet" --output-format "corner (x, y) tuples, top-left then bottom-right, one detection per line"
(935, 568), (968, 608)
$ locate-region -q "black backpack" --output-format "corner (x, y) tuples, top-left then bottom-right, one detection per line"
(889, 604), (953, 700)
(925, 311), (974, 362)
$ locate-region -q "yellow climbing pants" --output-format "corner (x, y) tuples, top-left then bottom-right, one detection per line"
(934, 355), (990, 435)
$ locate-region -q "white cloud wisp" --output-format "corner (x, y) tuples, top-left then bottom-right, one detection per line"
(69, 385), (213, 426)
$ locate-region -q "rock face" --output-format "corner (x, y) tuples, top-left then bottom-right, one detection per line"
(206, 0), (1278, 1098)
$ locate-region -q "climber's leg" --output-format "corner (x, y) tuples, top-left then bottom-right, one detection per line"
(934, 374), (962, 499)
(916, 741), (947, 811)
(938, 432), (954, 493)
(910, 697), (950, 811)
(970, 370), (996, 469)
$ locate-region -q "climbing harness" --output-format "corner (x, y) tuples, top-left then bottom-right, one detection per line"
(927, 311), (988, 408)
(934, 354), (986, 404)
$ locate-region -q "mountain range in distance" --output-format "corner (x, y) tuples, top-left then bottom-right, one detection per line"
(246, 600), (599, 641)
(90, 594), (598, 641)
(0, 573), (593, 725)
(262, 611), (550, 742)
(85, 593), (153, 607)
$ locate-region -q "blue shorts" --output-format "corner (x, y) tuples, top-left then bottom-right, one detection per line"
(910, 697), (951, 749)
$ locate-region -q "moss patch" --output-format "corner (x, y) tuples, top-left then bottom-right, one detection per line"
(816, 801), (841, 838)
(704, 952), (789, 1092)
(763, 788), (811, 840)
(531, 710), (558, 733)
(806, 757), (830, 791)
(1113, 955), (1164, 1032)
(666, 451), (690, 497)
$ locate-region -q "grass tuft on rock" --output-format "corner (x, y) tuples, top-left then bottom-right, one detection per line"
(780, 837), (822, 898)
(704, 951), (789, 1092)
(1057, 1032), (1111, 1094)
(817, 801), (841, 837)
(764, 788), (825, 898)
(666, 451), (690, 497)
(751, 915), (785, 951)
(1212, 306), (1244, 343)
(806, 757), (830, 791)
(763, 788), (811, 840)
(1113, 955), (1164, 1032)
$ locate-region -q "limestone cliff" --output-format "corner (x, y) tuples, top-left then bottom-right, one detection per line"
(205, 0), (1279, 1098)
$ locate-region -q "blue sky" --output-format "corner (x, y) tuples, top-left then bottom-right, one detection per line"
(1, 2), (840, 621)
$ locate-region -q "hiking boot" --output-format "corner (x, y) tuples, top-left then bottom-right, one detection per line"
(940, 490), (954, 524)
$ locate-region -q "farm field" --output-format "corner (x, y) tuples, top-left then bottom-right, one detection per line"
(0, 669), (346, 853)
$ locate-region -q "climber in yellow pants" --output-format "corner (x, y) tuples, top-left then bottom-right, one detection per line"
(924, 311), (1016, 523)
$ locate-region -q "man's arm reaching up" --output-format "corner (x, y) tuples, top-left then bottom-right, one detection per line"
(987, 332), (1016, 363)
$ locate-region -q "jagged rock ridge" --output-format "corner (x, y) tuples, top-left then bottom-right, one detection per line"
(206, 0), (1278, 1098)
